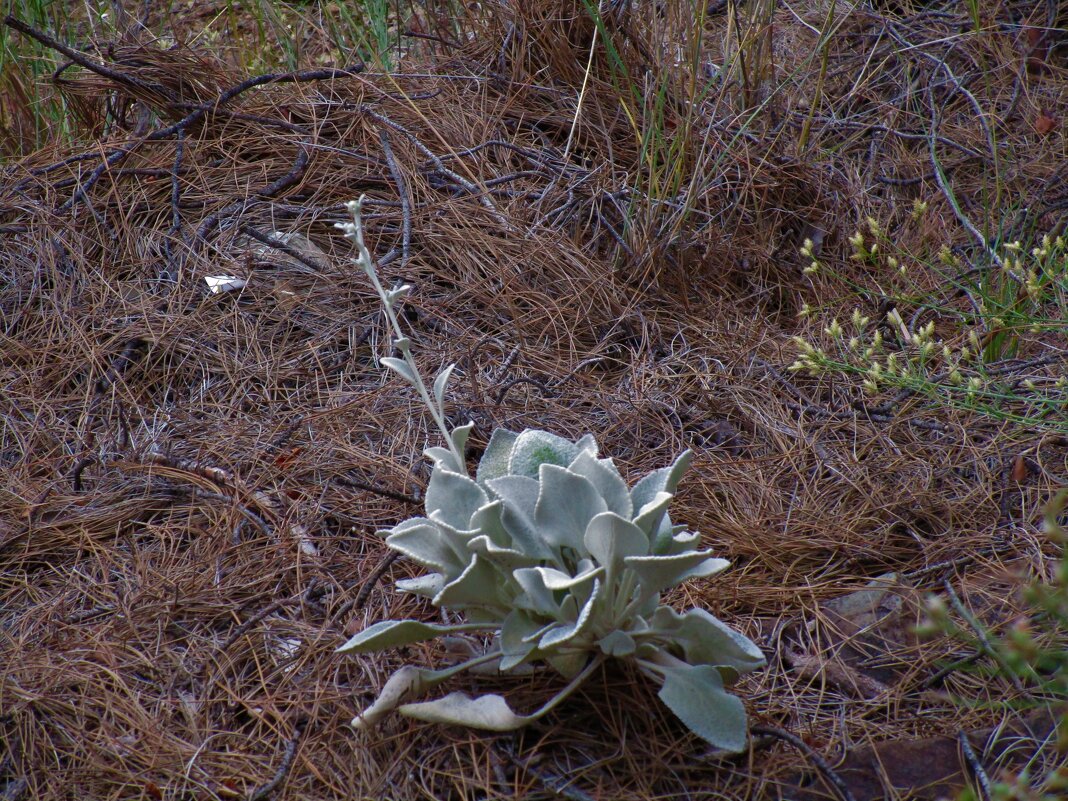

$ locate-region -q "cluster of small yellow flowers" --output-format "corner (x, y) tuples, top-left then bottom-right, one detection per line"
(937, 244), (959, 267)
(800, 238), (820, 275)
(786, 336), (827, 376)
(790, 221), (1067, 415)
(848, 230), (872, 262)
(791, 302), (993, 397)
(845, 217), (885, 264)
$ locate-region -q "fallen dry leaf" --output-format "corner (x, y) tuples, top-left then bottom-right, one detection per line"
(1011, 454), (1029, 482)
(1035, 114), (1057, 136)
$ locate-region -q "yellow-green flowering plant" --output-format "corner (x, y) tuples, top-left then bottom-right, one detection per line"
(334, 198), (766, 752)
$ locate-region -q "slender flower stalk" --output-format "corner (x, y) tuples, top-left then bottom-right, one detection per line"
(335, 196), (464, 468)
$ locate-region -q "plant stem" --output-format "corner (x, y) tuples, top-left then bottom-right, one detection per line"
(342, 197), (464, 467)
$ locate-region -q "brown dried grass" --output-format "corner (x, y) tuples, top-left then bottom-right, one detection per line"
(1, 1), (1066, 799)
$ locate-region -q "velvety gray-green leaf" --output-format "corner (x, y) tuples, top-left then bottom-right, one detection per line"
(351, 665), (427, 729)
(546, 650), (588, 678)
(652, 659), (748, 752)
(338, 619), (483, 655)
(475, 428), (518, 485)
(633, 491), (674, 538)
(624, 552), (730, 594)
(467, 534), (540, 572)
(400, 692), (532, 731)
(566, 451), (632, 518)
(508, 430), (579, 478)
(598, 630), (637, 657)
(395, 573), (444, 598)
(450, 420), (474, 461)
(656, 529), (702, 556)
(485, 475), (553, 559)
(468, 502), (511, 547)
(630, 450), (693, 512)
(540, 579), (599, 649)
(433, 364), (456, 409)
(386, 519), (466, 572)
(535, 464), (607, 553)
(584, 512), (649, 569)
(384, 284), (411, 307)
(433, 556), (502, 611)
(530, 565), (603, 591)
(650, 607), (766, 673)
(424, 446), (463, 474)
(380, 356), (416, 384)
(512, 567), (562, 617)
(500, 610), (542, 671)
(573, 433), (599, 457)
(425, 468), (487, 530)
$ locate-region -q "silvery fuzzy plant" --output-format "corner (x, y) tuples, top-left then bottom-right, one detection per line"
(334, 197), (766, 752)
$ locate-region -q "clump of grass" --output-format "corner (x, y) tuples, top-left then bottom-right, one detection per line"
(0, 0), (100, 154)
(790, 212), (1068, 432)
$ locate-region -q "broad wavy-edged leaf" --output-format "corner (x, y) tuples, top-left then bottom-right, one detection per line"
(395, 573), (444, 598)
(546, 650), (588, 678)
(535, 465), (607, 553)
(598, 630), (637, 657)
(500, 610), (542, 671)
(539, 579), (599, 649)
(650, 607), (766, 674)
(467, 534), (540, 572)
(425, 468), (487, 530)
(573, 433), (599, 457)
(530, 565), (603, 591)
(485, 475), (553, 560)
(386, 519), (466, 573)
(425, 515), (483, 577)
(584, 512), (648, 569)
(425, 446), (463, 474)
(634, 491), (673, 539)
(468, 502), (511, 547)
(338, 619), (485, 655)
(624, 552), (730, 594)
(380, 356), (416, 384)
(433, 555), (501, 611)
(567, 451), (632, 518)
(475, 428), (519, 485)
(508, 430), (580, 478)
(651, 658), (748, 752)
(400, 692), (533, 731)
(630, 450), (693, 513)
(657, 529), (701, 556)
(513, 567), (562, 617)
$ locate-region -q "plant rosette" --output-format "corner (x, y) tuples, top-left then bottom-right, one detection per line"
(335, 197), (766, 752)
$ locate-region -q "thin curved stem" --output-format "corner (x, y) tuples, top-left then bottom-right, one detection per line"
(338, 197), (464, 467)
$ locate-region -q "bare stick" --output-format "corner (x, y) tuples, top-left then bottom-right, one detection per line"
(247, 718), (307, 801)
(378, 130), (412, 271)
(750, 725), (857, 801)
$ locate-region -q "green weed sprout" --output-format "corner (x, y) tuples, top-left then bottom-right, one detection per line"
(334, 197), (766, 752)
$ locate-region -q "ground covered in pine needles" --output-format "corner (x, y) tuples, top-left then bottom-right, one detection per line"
(1, 1), (1066, 799)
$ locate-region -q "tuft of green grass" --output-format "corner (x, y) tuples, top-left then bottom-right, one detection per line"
(791, 213), (1068, 433)
(0, 0), (408, 157)
(0, 0), (96, 155)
